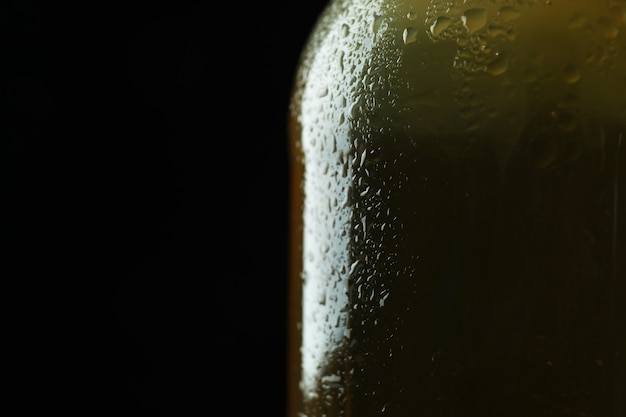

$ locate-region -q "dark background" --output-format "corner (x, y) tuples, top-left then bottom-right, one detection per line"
(6, 0), (327, 414)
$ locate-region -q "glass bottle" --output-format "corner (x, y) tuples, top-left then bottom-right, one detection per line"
(287, 1), (625, 416)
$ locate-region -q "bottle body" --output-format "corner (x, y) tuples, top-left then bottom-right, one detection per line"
(288, 1), (626, 416)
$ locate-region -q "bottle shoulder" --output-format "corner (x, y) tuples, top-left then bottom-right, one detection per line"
(290, 0), (626, 133)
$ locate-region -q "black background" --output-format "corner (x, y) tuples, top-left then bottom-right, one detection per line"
(6, 0), (328, 414)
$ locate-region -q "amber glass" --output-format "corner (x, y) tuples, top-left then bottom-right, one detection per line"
(288, 1), (625, 416)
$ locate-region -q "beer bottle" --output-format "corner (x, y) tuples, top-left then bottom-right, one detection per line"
(287, 1), (626, 416)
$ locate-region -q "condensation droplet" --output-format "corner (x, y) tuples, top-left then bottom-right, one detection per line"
(373, 14), (386, 34)
(487, 25), (508, 38)
(317, 86), (330, 97)
(563, 65), (580, 84)
(568, 13), (586, 29)
(598, 16), (619, 39)
(462, 9), (487, 35)
(407, 11), (417, 21)
(497, 6), (520, 22)
(403, 27), (418, 44)
(341, 23), (350, 37)
(430, 16), (451, 37)
(486, 52), (510, 75)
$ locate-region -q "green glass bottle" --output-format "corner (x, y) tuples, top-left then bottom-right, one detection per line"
(288, 1), (626, 416)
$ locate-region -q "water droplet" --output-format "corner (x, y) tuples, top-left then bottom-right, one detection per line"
(430, 16), (451, 37)
(341, 23), (350, 37)
(497, 6), (520, 22)
(403, 27), (418, 44)
(372, 14), (386, 34)
(487, 25), (508, 38)
(486, 52), (510, 75)
(562, 65), (580, 84)
(317, 86), (330, 97)
(567, 13), (586, 29)
(598, 16), (619, 38)
(407, 11), (417, 21)
(349, 259), (362, 276)
(462, 9), (487, 35)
